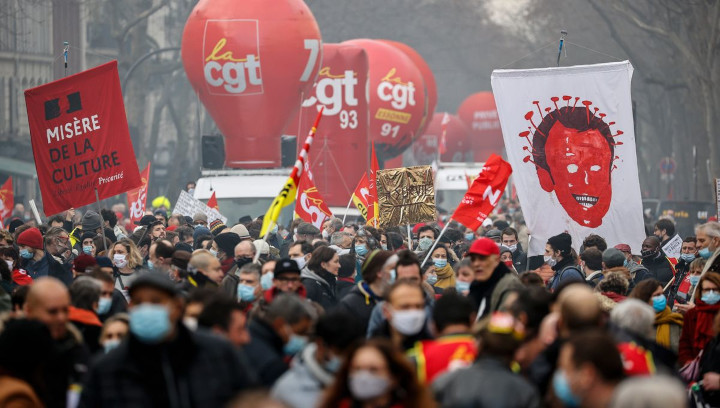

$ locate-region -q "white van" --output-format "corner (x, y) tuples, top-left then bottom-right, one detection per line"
(434, 162), (486, 214)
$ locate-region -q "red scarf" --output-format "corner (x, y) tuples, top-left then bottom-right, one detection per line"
(690, 301), (720, 352)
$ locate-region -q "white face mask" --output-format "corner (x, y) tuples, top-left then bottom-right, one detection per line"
(113, 253), (128, 268)
(292, 256), (307, 270)
(390, 309), (426, 336)
(5, 260), (13, 270)
(322, 230), (329, 240)
(349, 370), (391, 401)
(183, 317), (198, 331)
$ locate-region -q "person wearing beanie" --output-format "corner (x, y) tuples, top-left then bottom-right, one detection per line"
(82, 211), (103, 234)
(212, 232), (242, 274)
(73, 254), (98, 278)
(193, 226), (212, 249)
(80, 231), (97, 257)
(209, 219), (228, 236)
(230, 224), (252, 241)
(545, 232), (584, 292)
(193, 212), (208, 227)
(17, 228), (48, 279)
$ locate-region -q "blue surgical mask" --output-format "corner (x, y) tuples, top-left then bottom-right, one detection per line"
(389, 269), (396, 284)
(455, 280), (470, 292)
(284, 333), (308, 356)
(96, 297), (112, 315)
(19, 249), (33, 259)
(261, 272), (274, 290)
(237, 284), (256, 302)
(426, 274), (438, 285)
(355, 245), (368, 256)
(418, 237), (433, 251)
(147, 260), (154, 270)
(83, 246), (93, 255)
(699, 247), (712, 259)
(103, 339), (121, 353)
(690, 275), (701, 286)
(465, 233), (475, 241)
(680, 253), (696, 263)
(381, 244), (388, 251)
(552, 370), (580, 407)
(209, 249), (219, 258)
(623, 259), (630, 268)
(433, 258), (448, 269)
(702, 290), (720, 305)
(652, 294), (667, 313)
(324, 356), (342, 373)
(129, 304), (171, 344)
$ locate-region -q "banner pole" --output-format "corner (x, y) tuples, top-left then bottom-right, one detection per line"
(341, 194), (353, 225)
(63, 41), (69, 76)
(94, 188), (108, 254)
(28, 199), (42, 225)
(407, 224), (413, 251)
(421, 219), (452, 267)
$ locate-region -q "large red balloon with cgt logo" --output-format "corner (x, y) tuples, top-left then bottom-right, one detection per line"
(413, 113), (471, 164)
(345, 39), (426, 162)
(380, 40), (437, 137)
(457, 91), (504, 161)
(181, 0), (322, 168)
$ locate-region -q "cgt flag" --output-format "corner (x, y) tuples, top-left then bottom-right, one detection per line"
(453, 154), (512, 231)
(0, 177), (13, 227)
(366, 143), (380, 227)
(351, 173), (371, 220)
(127, 163), (151, 227)
(207, 191), (219, 210)
(295, 160), (332, 228)
(24, 61), (141, 216)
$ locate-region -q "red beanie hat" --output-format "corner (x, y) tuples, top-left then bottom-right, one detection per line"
(17, 228), (43, 250)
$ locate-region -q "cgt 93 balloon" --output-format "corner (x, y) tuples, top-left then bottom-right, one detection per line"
(182, 0), (322, 168)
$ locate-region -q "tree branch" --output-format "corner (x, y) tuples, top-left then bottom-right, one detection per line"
(118, 0), (169, 46)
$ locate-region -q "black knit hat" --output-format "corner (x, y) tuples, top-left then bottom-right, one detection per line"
(213, 232), (241, 255)
(547, 232), (572, 255)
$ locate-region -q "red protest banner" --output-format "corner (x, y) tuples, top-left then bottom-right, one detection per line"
(207, 192), (219, 210)
(351, 173), (371, 220)
(0, 177), (13, 227)
(24, 61), (141, 216)
(127, 163), (151, 227)
(453, 154), (512, 231)
(295, 161), (332, 228)
(366, 143), (380, 227)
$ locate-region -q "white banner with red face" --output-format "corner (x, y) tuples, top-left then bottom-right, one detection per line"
(491, 61), (645, 256)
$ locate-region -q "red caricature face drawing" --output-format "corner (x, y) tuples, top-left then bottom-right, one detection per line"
(521, 98), (620, 228)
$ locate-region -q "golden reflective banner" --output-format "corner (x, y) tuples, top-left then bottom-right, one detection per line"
(377, 165), (436, 227)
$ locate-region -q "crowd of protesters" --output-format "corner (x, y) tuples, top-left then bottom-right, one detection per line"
(0, 195), (719, 408)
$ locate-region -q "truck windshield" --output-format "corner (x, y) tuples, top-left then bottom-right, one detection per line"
(217, 197), (295, 228)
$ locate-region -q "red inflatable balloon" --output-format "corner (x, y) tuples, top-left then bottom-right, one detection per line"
(380, 40), (437, 137)
(345, 39), (426, 162)
(413, 113), (470, 164)
(457, 92), (504, 161)
(182, 0), (322, 168)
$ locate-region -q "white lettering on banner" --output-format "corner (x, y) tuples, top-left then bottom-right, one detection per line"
(302, 69), (359, 120)
(661, 234), (683, 259)
(482, 185), (502, 207)
(203, 54), (262, 94)
(46, 114), (101, 144)
(172, 190), (228, 224)
(129, 186), (147, 220)
(377, 80), (416, 110)
(98, 172), (124, 185)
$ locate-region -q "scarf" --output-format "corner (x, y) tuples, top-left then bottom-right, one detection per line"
(654, 307), (683, 348)
(469, 262), (509, 316)
(690, 301), (720, 352)
(434, 264), (456, 289)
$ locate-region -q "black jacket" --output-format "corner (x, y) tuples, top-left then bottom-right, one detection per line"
(301, 267), (337, 310)
(641, 254), (675, 286)
(80, 323), (251, 408)
(337, 282), (383, 333)
(335, 278), (355, 300)
(699, 335), (720, 405)
(48, 329), (90, 408)
(512, 247), (528, 273)
(245, 319), (288, 387)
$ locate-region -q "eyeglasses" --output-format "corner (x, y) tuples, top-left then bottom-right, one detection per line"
(276, 276), (301, 283)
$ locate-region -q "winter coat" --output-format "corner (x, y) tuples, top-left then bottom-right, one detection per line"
(21, 251), (73, 286)
(271, 343), (334, 408)
(80, 323), (252, 407)
(335, 277), (355, 300)
(301, 267), (338, 310)
(641, 254), (675, 287)
(244, 319), (288, 387)
(547, 257), (583, 292)
(337, 282), (383, 333)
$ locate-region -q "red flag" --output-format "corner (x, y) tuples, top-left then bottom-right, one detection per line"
(295, 161), (332, 228)
(464, 172), (475, 190)
(452, 154), (512, 231)
(207, 192), (219, 210)
(351, 173), (371, 220)
(0, 177), (13, 227)
(438, 112), (450, 155)
(24, 61), (142, 215)
(366, 143), (380, 227)
(127, 163), (151, 227)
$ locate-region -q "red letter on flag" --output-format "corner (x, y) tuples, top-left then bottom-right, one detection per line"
(452, 154), (512, 231)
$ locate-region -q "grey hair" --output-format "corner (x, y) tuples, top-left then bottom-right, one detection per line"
(697, 222), (720, 239)
(609, 299), (655, 340)
(610, 375), (686, 408)
(238, 263), (262, 280)
(328, 217), (343, 232)
(266, 294), (317, 325)
(330, 231), (352, 246)
(70, 276), (102, 310)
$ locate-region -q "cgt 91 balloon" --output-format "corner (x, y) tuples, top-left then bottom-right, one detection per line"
(182, 0), (322, 168)
(345, 39), (426, 162)
(457, 91), (504, 162)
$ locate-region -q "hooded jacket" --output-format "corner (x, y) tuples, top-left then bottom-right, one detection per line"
(271, 343), (334, 408)
(301, 267), (337, 310)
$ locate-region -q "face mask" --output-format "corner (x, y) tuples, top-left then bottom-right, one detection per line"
(183, 317), (198, 331)
(283, 333), (308, 356)
(83, 246), (93, 255)
(271, 224), (278, 234)
(465, 233), (475, 241)
(349, 370), (390, 401)
(237, 284), (256, 301)
(235, 257), (252, 269)
(355, 245), (368, 256)
(113, 254), (128, 268)
(433, 258), (447, 269)
(388, 269), (396, 284)
(652, 294), (667, 313)
(426, 274), (438, 285)
(147, 260), (155, 270)
(5, 260), (13, 270)
(690, 275), (701, 286)
(680, 253), (696, 263)
(324, 356), (342, 373)
(543, 255), (556, 267)
(322, 230), (329, 240)
(553, 370), (580, 407)
(381, 244), (388, 251)
(19, 249), (33, 259)
(455, 280), (470, 292)
(103, 339), (121, 354)
(623, 259), (630, 268)
(504, 260), (514, 269)
(209, 249), (219, 258)
(291, 256), (306, 270)
(261, 272), (274, 290)
(507, 244), (517, 252)
(641, 249), (657, 259)
(96, 297), (112, 315)
(702, 290), (720, 305)
(418, 237), (433, 251)
(391, 309), (426, 336)
(699, 247), (712, 259)
(130, 304), (171, 344)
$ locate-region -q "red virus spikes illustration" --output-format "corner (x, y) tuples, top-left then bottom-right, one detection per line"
(599, 113), (606, 120)
(572, 97), (580, 112)
(533, 101), (543, 118)
(581, 100), (593, 123)
(518, 130), (533, 147)
(523, 156), (537, 165)
(609, 121), (615, 126)
(592, 107), (599, 119)
(612, 130), (624, 138)
(545, 107), (552, 118)
(611, 141), (624, 146)
(522, 146), (540, 156)
(524, 111), (545, 137)
(551, 96), (560, 111)
(610, 164), (618, 173)
(563, 95), (572, 107)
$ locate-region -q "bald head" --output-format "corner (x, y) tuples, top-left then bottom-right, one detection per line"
(25, 277), (71, 340)
(558, 284), (602, 336)
(235, 241), (256, 259)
